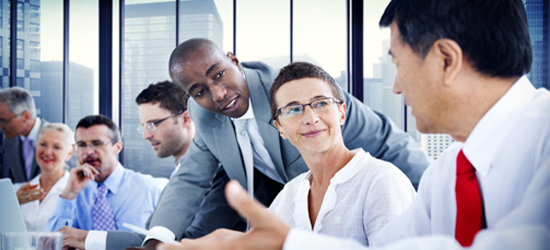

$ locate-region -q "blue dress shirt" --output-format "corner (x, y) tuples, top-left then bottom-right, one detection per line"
(45, 162), (167, 232)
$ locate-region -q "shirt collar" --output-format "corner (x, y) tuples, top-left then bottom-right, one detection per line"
(232, 99), (255, 121)
(302, 148), (365, 185)
(20, 118), (41, 142)
(100, 162), (124, 194)
(463, 76), (536, 176)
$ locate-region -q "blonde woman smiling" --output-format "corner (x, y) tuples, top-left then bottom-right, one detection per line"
(14, 123), (74, 231)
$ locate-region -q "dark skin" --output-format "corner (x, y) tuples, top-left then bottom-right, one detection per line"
(125, 39), (251, 250)
(169, 40), (250, 119)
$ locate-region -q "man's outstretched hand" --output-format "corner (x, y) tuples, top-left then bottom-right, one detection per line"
(157, 180), (290, 250)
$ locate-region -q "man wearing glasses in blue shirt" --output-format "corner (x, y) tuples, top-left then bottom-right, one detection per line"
(45, 115), (168, 250)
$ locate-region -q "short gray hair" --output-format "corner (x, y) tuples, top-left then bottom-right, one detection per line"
(38, 123), (75, 146)
(0, 87), (36, 119)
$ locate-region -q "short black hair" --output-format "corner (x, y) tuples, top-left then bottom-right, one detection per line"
(379, 0), (532, 78)
(76, 115), (121, 142)
(269, 62), (343, 121)
(135, 80), (189, 114)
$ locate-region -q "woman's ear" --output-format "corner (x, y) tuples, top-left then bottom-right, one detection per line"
(273, 120), (288, 140)
(339, 103), (347, 126)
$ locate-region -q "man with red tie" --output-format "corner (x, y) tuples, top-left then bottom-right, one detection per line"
(158, 0), (549, 250)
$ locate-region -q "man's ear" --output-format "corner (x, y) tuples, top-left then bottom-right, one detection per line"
(433, 38), (463, 86)
(273, 120), (288, 140)
(113, 140), (123, 155)
(227, 52), (241, 68)
(181, 110), (192, 127)
(21, 110), (31, 121)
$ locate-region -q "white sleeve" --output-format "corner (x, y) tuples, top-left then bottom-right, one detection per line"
(283, 228), (368, 250)
(283, 226), (549, 250)
(362, 169), (416, 241)
(85, 230), (107, 250)
(142, 226), (176, 245)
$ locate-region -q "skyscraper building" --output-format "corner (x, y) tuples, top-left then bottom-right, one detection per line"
(421, 133), (454, 160)
(122, 0), (223, 177)
(524, 0), (549, 90)
(0, 0), (41, 99)
(40, 61), (94, 130)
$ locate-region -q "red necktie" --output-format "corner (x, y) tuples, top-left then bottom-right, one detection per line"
(455, 149), (483, 246)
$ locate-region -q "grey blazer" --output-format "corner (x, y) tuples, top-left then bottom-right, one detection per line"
(105, 62), (431, 248)
(3, 118), (47, 183)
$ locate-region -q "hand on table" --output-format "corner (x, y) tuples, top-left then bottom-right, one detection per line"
(58, 226), (88, 250)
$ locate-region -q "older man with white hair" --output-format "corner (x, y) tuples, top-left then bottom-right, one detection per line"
(0, 87), (47, 183)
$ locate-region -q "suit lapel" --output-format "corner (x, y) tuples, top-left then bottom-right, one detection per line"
(245, 68), (289, 183)
(211, 116), (248, 188)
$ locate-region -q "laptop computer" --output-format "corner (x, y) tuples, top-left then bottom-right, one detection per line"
(0, 178), (28, 233)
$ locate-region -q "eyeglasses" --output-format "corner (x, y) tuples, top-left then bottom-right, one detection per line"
(76, 139), (117, 151)
(275, 97), (342, 119)
(0, 113), (22, 125)
(137, 110), (183, 134)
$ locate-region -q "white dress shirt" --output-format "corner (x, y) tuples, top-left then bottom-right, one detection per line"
(270, 148), (416, 246)
(283, 76), (550, 250)
(13, 171), (70, 232)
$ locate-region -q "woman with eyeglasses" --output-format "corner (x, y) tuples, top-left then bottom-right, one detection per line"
(261, 62), (416, 246)
(13, 123), (75, 231)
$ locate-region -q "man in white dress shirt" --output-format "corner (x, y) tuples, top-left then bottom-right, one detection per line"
(158, 0), (549, 249)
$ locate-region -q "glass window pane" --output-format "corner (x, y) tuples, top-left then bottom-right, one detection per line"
(69, 0), (98, 130)
(178, 0), (225, 49)
(236, 0), (289, 69)
(294, 0), (347, 91)
(122, 0), (176, 178)
(363, 0), (403, 131)
(213, 0), (233, 53)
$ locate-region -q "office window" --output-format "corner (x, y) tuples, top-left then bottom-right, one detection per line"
(68, 0), (97, 130)
(294, 0), (347, 91)
(17, 20), (23, 32)
(362, 0), (404, 137)
(17, 39), (23, 51)
(121, 0), (177, 178)
(236, 0), (290, 69)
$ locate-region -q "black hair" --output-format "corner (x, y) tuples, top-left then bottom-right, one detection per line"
(379, 0), (532, 78)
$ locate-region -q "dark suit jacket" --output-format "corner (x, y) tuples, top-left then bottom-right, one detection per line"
(105, 62), (431, 249)
(2, 118), (47, 183)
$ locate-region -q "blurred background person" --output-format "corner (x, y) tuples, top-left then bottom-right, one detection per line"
(0, 87), (48, 183)
(13, 123), (74, 232)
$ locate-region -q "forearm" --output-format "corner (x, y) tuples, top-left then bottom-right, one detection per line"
(44, 196), (77, 232)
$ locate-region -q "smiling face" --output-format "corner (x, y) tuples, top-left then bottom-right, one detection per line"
(273, 78), (346, 156)
(75, 125), (122, 182)
(35, 129), (74, 172)
(138, 102), (190, 159)
(389, 21), (445, 134)
(170, 46), (249, 118)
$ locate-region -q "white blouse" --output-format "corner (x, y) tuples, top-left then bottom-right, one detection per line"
(269, 148), (416, 246)
(13, 171), (70, 232)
